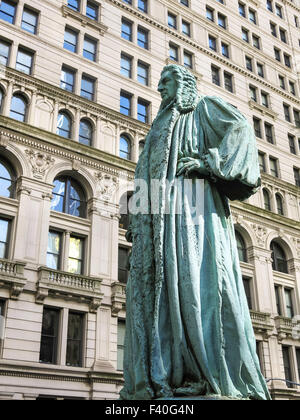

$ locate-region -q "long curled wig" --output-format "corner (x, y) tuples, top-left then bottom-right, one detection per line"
(159, 64), (199, 113)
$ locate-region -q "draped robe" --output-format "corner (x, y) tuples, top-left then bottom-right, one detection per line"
(120, 96), (271, 401)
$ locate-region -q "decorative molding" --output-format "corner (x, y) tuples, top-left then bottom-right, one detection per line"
(251, 224), (268, 247)
(111, 282), (126, 317)
(0, 259), (27, 300)
(248, 100), (278, 120)
(25, 149), (55, 180)
(61, 5), (108, 36)
(95, 172), (119, 201)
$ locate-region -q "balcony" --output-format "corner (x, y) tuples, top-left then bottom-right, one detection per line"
(36, 267), (103, 313)
(0, 259), (26, 299)
(275, 316), (300, 340)
(250, 310), (273, 336)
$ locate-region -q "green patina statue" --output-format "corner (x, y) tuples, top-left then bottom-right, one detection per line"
(120, 64), (271, 401)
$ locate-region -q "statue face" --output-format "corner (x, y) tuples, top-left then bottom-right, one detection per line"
(158, 71), (177, 103)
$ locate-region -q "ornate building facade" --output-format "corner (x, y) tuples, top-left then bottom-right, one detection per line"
(0, 0), (299, 400)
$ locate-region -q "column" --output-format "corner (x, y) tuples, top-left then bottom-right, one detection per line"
(62, 231), (71, 272)
(73, 107), (80, 142)
(28, 90), (37, 126)
(2, 81), (13, 117)
(58, 307), (69, 366)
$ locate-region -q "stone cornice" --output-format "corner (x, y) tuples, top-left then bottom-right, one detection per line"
(61, 5), (108, 35)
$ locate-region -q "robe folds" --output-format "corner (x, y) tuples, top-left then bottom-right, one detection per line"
(120, 96), (271, 401)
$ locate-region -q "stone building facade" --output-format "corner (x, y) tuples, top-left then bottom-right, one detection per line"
(0, 0), (299, 400)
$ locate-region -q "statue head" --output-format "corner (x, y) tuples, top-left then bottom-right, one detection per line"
(158, 64), (198, 113)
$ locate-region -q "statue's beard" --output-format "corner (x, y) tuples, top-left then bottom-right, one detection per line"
(160, 95), (177, 111)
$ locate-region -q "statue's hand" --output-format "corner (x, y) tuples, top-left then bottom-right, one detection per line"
(176, 157), (209, 177)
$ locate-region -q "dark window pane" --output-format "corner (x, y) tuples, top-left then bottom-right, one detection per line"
(118, 247), (130, 283)
(51, 177), (86, 218)
(40, 308), (59, 364)
(10, 94), (27, 122)
(81, 76), (94, 101)
(0, 0), (16, 24)
(271, 241), (288, 274)
(66, 312), (84, 367)
(235, 230), (247, 262)
(68, 0), (80, 11)
(79, 119), (92, 146)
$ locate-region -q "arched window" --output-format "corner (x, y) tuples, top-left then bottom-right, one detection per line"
(119, 134), (131, 160)
(79, 119), (93, 146)
(235, 230), (247, 263)
(139, 140), (145, 156)
(10, 93), (27, 122)
(263, 189), (271, 211)
(50, 176), (86, 218)
(119, 191), (133, 230)
(276, 193), (284, 216)
(57, 111), (72, 138)
(0, 158), (16, 198)
(270, 240), (288, 274)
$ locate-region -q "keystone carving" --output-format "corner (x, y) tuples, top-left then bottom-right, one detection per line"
(95, 172), (118, 201)
(25, 149), (55, 179)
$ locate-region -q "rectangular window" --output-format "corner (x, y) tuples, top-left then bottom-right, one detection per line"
(68, 0), (80, 11)
(275, 4), (283, 18)
(289, 81), (296, 96)
(61, 66), (75, 92)
(253, 117), (262, 138)
(138, 0), (148, 13)
(239, 3), (246, 18)
(294, 167), (300, 187)
(16, 48), (33, 75)
(137, 98), (149, 124)
(293, 109), (300, 128)
(283, 104), (291, 122)
(0, 40), (10, 66)
(269, 157), (278, 177)
(270, 22), (277, 37)
(183, 51), (193, 69)
(168, 12), (177, 29)
(118, 246), (130, 283)
(83, 36), (97, 61)
(169, 44), (178, 62)
(224, 72), (233, 93)
(249, 9), (257, 24)
(86, 1), (98, 20)
(284, 54), (291, 68)
(47, 231), (62, 270)
(181, 0), (189, 6)
(245, 56), (253, 71)
(121, 18), (132, 42)
(0, 0), (16, 24)
(261, 92), (269, 108)
(279, 75), (285, 90)
(275, 286), (282, 315)
(280, 28), (287, 43)
(39, 307), (60, 364)
(258, 152), (266, 173)
(21, 8), (38, 34)
(252, 35), (260, 49)
(242, 277), (252, 309)
(182, 20), (191, 37)
(137, 26), (149, 49)
(120, 91), (132, 116)
(282, 346), (293, 388)
(66, 311), (84, 367)
(288, 134), (296, 154)
(296, 349), (300, 384)
(117, 320), (126, 371)
(257, 63), (264, 78)
(206, 7), (214, 22)
(221, 43), (229, 58)
(68, 236), (84, 275)
(211, 65), (220, 86)
(137, 61), (149, 86)
(121, 54), (132, 78)
(81, 75), (95, 101)
(284, 289), (294, 318)
(64, 28), (78, 53)
(218, 13), (226, 29)
(242, 28), (249, 43)
(249, 85), (257, 102)
(209, 35), (217, 51)
(274, 47), (281, 62)
(267, 0), (273, 12)
(0, 218), (10, 259)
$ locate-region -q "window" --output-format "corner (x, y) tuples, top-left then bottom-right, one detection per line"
(0, 0), (16, 24)
(289, 81), (296, 96)
(293, 167), (300, 187)
(64, 28), (78, 53)
(121, 54), (132, 78)
(270, 22), (277, 37)
(168, 12), (177, 29)
(275, 194), (284, 215)
(81, 75), (95, 101)
(242, 28), (249, 43)
(86, 1), (98, 20)
(218, 13), (226, 29)
(239, 3), (246, 18)
(139, 140), (145, 155)
(16, 48), (33, 75)
(61, 67), (75, 92)
(66, 312), (84, 367)
(0, 89), (4, 112)
(51, 176), (86, 218)
(209, 35), (217, 51)
(68, 236), (84, 274)
(235, 230), (247, 262)
(224, 72), (233, 93)
(137, 61), (149, 86)
(257, 63), (264, 78)
(138, 0), (148, 13)
(0, 218), (10, 259)
(79, 119), (93, 146)
(120, 91), (132, 116)
(206, 7), (214, 22)
(21, 8), (38, 34)
(47, 231), (62, 270)
(266, 0), (273, 12)
(121, 18), (132, 42)
(137, 27), (149, 49)
(253, 117), (262, 138)
(249, 9), (256, 24)
(269, 157), (278, 177)
(275, 4), (283, 19)
(0, 40), (10, 66)
(68, 0), (80, 11)
(182, 20), (190, 37)
(271, 241), (288, 273)
(274, 47), (281, 62)
(258, 153), (266, 173)
(288, 134), (296, 154)
(180, 0), (189, 6)
(211, 65), (220, 86)
(57, 111), (72, 138)
(119, 191), (133, 229)
(282, 347), (293, 388)
(284, 289), (294, 318)
(137, 99), (149, 124)
(279, 75), (285, 90)
(221, 43), (229, 58)
(119, 134), (131, 160)
(0, 159), (15, 199)
(252, 35), (260, 49)
(296, 349), (300, 384)
(294, 109), (300, 128)
(280, 28), (287, 43)
(169, 44), (178, 62)
(245, 56), (253, 71)
(263, 189), (271, 211)
(118, 246), (130, 283)
(117, 320), (125, 371)
(243, 277), (252, 309)
(275, 285), (282, 315)
(284, 54), (291, 68)
(10, 93), (27, 122)
(39, 307), (60, 364)
(261, 92), (269, 108)
(83, 37), (97, 61)
(183, 51), (193, 69)
(283, 104), (291, 122)
(264, 123), (274, 144)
